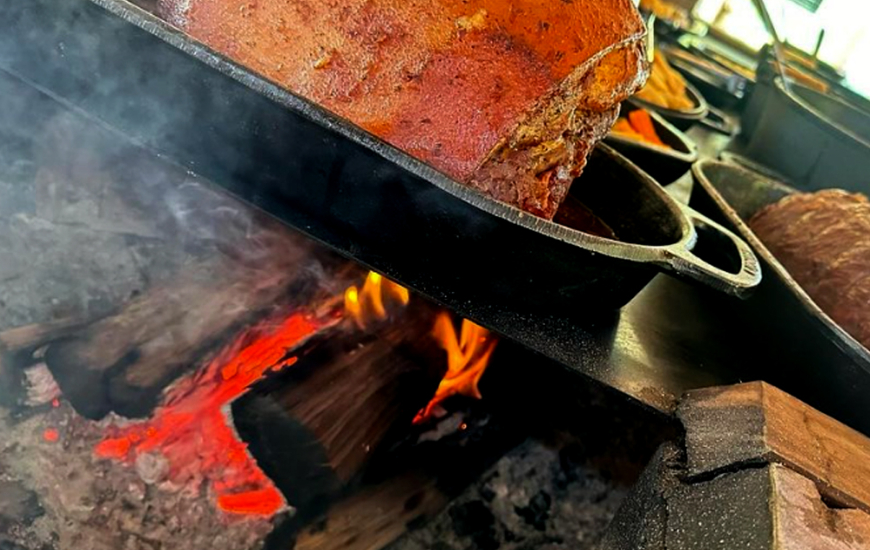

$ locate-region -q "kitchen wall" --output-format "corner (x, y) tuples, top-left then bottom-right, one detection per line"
(693, 0), (870, 95)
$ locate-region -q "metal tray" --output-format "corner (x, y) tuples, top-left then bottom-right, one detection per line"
(691, 160), (870, 435)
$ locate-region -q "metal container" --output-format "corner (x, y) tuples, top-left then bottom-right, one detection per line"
(667, 52), (748, 110)
(630, 80), (710, 131)
(691, 159), (870, 436)
(740, 78), (870, 193)
(604, 103), (698, 185)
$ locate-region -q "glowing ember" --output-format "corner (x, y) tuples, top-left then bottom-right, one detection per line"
(94, 269), (487, 518)
(95, 311), (338, 518)
(344, 271), (410, 329)
(218, 489), (286, 516)
(43, 428), (59, 443)
(414, 313), (498, 424)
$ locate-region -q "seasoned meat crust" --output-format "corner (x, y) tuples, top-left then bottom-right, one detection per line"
(749, 190), (870, 349)
(158, 0), (649, 219)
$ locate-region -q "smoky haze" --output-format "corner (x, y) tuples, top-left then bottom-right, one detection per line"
(0, 0), (330, 335)
(0, 0), (511, 342)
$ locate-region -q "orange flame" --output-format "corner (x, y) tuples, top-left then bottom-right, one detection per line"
(414, 313), (498, 424)
(344, 271), (410, 328)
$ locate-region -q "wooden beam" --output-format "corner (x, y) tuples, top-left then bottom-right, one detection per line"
(36, 228), (354, 420)
(598, 450), (870, 550)
(678, 381), (870, 513)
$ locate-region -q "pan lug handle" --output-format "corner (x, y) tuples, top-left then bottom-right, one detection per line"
(662, 203), (761, 297)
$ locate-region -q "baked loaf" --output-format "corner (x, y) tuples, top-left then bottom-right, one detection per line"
(749, 190), (870, 349)
(158, 0), (649, 219)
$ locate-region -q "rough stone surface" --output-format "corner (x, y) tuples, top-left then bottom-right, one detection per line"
(389, 440), (629, 550)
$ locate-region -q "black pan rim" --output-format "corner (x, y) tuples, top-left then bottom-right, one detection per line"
(692, 159), (870, 366)
(604, 104), (699, 164)
(775, 78), (870, 151)
(629, 79), (709, 121)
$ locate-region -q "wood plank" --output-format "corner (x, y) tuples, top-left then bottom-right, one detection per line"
(601, 381), (870, 550)
(294, 474), (448, 550)
(678, 381), (870, 513)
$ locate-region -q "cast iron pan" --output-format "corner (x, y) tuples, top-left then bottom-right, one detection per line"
(690, 160), (870, 436)
(630, 79), (709, 131)
(0, 0), (760, 327)
(604, 103), (698, 185)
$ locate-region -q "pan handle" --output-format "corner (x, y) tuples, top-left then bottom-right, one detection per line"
(661, 204), (761, 297)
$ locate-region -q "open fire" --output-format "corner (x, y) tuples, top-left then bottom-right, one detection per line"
(414, 313), (498, 424)
(94, 311), (336, 518)
(344, 271), (411, 329)
(0, 67), (525, 550)
(92, 271), (497, 518)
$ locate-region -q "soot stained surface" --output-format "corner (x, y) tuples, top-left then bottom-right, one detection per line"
(389, 440), (629, 550)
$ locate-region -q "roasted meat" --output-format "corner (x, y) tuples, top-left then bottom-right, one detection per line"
(157, 0), (649, 218)
(749, 190), (870, 349)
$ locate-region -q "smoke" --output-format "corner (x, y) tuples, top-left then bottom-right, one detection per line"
(0, 0), (317, 331)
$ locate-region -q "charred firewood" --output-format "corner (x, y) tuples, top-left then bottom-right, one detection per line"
(232, 306), (445, 524)
(40, 227), (356, 419)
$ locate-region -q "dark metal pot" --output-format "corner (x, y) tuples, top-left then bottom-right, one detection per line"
(604, 103), (698, 185)
(740, 78), (870, 193)
(668, 56), (747, 110)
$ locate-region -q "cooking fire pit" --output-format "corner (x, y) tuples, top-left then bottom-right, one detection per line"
(3, 1), (868, 549)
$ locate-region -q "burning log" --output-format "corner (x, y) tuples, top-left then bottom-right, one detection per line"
(0, 317), (88, 353)
(232, 307), (446, 523)
(39, 227), (349, 419)
(0, 318), (86, 410)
